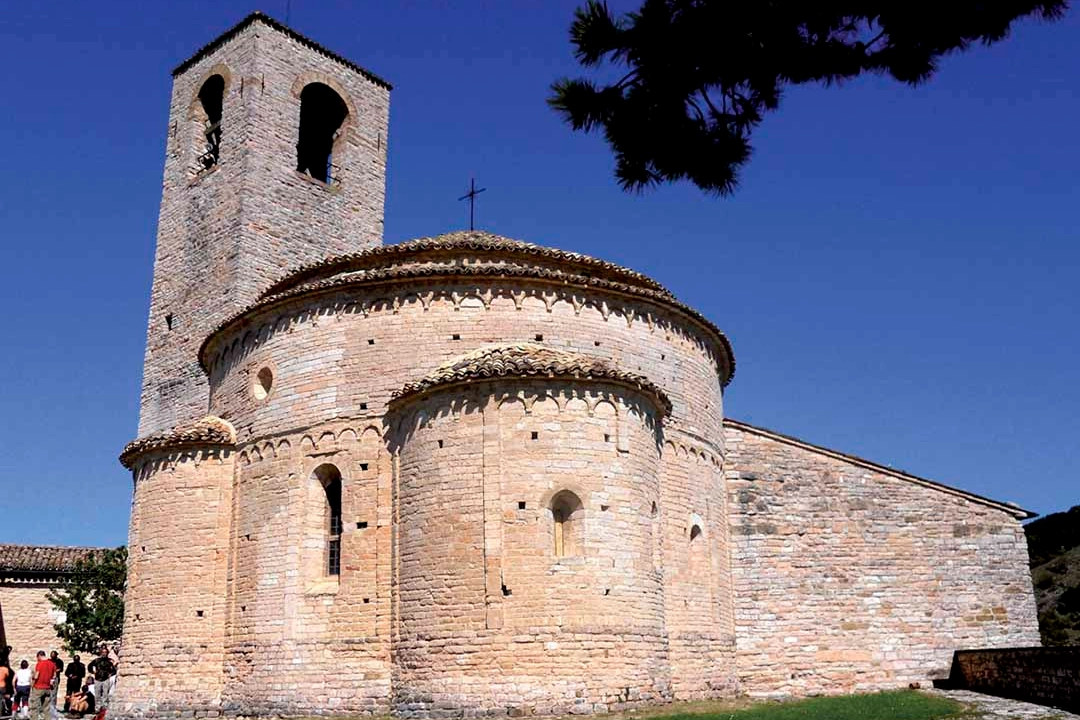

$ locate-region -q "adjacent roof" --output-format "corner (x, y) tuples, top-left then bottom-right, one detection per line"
(120, 416), (237, 469)
(201, 231), (736, 387)
(724, 418), (1037, 520)
(172, 11), (392, 89)
(390, 343), (672, 416)
(0, 544), (102, 578)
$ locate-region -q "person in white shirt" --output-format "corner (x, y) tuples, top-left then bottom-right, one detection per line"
(13, 660), (32, 714)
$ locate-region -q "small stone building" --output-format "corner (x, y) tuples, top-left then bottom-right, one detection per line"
(113, 12), (1041, 719)
(0, 545), (100, 663)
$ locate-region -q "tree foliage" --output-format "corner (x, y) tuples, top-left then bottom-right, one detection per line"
(1025, 506), (1080, 646)
(46, 546), (127, 655)
(1025, 504), (1080, 566)
(549, 0), (1068, 194)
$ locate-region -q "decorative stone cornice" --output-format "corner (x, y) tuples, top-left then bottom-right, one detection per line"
(199, 231), (736, 386)
(389, 343), (672, 417)
(120, 416), (237, 470)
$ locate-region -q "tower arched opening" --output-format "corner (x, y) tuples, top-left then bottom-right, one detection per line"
(296, 82), (349, 183)
(196, 74), (225, 169)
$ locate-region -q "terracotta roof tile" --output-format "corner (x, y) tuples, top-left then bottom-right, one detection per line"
(200, 231), (735, 387)
(120, 416), (236, 469)
(0, 544), (102, 575)
(390, 343), (672, 416)
(260, 231), (670, 299)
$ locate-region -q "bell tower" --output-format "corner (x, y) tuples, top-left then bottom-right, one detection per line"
(138, 12), (391, 435)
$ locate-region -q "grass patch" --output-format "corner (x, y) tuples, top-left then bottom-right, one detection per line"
(653, 691), (964, 720)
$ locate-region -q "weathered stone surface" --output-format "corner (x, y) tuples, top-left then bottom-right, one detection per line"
(945, 647), (1080, 713)
(137, 13), (389, 438)
(0, 583), (67, 662)
(724, 420), (1039, 697)
(114, 11), (1040, 720)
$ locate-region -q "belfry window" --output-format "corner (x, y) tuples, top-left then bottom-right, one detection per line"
(314, 464), (343, 576)
(296, 83), (348, 183)
(551, 490), (584, 558)
(196, 75), (224, 170)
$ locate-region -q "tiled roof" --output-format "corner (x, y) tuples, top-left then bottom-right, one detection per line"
(120, 416), (237, 469)
(0, 545), (102, 576)
(171, 11), (392, 89)
(200, 231), (736, 387)
(390, 343), (672, 416)
(260, 231), (671, 299)
(723, 418), (1037, 520)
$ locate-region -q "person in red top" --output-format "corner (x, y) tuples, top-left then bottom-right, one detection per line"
(30, 651), (56, 720)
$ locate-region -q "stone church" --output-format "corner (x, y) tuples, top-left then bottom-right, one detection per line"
(113, 12), (1040, 719)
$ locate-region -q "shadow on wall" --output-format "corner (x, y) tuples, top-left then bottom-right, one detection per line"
(935, 647), (1080, 714)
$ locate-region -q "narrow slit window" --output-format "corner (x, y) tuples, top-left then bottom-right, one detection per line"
(296, 82), (348, 183)
(326, 477), (342, 575)
(314, 464), (343, 576)
(554, 506), (565, 557)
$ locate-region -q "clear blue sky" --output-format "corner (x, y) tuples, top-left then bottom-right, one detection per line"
(1, 1), (1077, 547)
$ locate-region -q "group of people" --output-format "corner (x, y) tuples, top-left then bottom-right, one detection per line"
(0, 647), (116, 720)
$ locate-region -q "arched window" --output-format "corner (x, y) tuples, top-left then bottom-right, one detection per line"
(313, 464), (343, 576)
(296, 83), (348, 183)
(688, 519), (707, 574)
(551, 490), (584, 558)
(196, 75), (224, 169)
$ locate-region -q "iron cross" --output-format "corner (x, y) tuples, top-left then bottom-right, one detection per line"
(458, 178), (487, 231)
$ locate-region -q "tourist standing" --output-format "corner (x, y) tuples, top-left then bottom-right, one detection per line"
(13, 660), (32, 716)
(64, 655), (85, 711)
(30, 652), (57, 720)
(48, 652), (64, 716)
(0, 652), (13, 716)
(86, 649), (114, 709)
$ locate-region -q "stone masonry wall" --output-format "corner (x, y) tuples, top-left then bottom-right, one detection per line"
(123, 12), (1044, 720)
(118, 245), (729, 719)
(138, 26), (251, 435)
(661, 443), (737, 699)
(222, 424), (391, 716)
(389, 379), (672, 716)
(0, 583), (67, 664)
(139, 18), (389, 436)
(946, 647), (1080, 713)
(724, 421), (1041, 698)
(205, 280), (724, 444)
(114, 447), (235, 717)
(195, 271), (729, 715)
